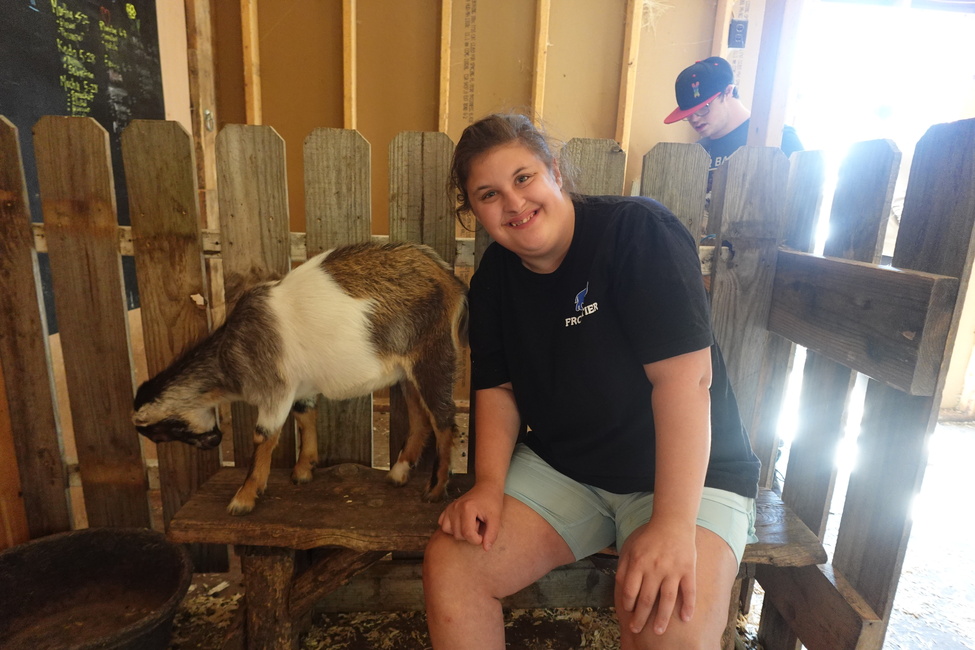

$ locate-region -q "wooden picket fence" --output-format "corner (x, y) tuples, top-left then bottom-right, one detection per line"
(1, 114), (974, 650)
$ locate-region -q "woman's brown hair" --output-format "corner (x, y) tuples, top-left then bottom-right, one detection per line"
(449, 113), (575, 221)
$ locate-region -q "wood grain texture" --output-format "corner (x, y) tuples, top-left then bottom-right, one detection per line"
(709, 146), (789, 448)
(216, 124), (295, 468)
(388, 131), (455, 263)
(759, 139), (899, 650)
(168, 465), (476, 551)
(122, 119), (226, 570)
(833, 118), (975, 632)
(756, 564), (883, 650)
(640, 142), (710, 237)
(0, 116), (71, 538)
(768, 251), (957, 396)
(33, 116), (149, 528)
(303, 127), (373, 466)
(783, 149), (826, 252)
(748, 150), (826, 492)
(826, 140), (901, 264)
(562, 137), (626, 197)
(239, 546), (297, 650)
(387, 131), (456, 464)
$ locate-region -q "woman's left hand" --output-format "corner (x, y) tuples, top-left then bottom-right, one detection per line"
(615, 515), (697, 636)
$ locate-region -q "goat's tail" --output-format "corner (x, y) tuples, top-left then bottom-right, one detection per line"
(455, 292), (470, 350)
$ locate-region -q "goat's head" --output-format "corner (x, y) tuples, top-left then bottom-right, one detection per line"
(133, 381), (224, 450)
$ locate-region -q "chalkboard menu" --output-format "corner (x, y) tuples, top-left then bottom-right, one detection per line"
(0, 0), (165, 330)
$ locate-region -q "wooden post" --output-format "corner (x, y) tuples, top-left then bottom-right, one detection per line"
(241, 0), (262, 125)
(748, 0), (802, 148)
(438, 0), (452, 133)
(531, 0), (551, 120)
(614, 0), (642, 155)
(183, 0), (219, 229)
(343, 0), (357, 130)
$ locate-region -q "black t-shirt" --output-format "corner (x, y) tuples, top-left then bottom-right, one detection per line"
(469, 195), (760, 497)
(701, 119), (804, 171)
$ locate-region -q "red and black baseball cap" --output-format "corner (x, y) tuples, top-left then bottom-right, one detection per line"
(663, 56), (735, 124)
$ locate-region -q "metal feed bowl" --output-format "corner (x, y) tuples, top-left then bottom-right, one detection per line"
(0, 527), (192, 650)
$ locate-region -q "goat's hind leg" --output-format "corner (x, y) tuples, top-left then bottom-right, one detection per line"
(291, 397), (320, 484)
(386, 379), (433, 489)
(427, 419), (457, 502)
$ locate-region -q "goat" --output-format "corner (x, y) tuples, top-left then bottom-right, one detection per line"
(132, 241), (468, 515)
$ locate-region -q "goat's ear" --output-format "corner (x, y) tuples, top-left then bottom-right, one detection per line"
(132, 410), (150, 427)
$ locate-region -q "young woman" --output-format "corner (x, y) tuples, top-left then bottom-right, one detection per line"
(423, 113), (760, 649)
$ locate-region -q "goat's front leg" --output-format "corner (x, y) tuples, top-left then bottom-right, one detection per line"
(228, 424), (282, 515)
(291, 397), (319, 484)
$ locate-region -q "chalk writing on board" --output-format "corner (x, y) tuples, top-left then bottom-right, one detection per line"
(0, 0), (165, 329)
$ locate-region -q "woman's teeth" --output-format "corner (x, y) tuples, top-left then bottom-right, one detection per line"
(509, 213), (534, 227)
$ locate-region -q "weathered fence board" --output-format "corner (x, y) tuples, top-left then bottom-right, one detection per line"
(217, 124), (296, 469)
(760, 138), (903, 650)
(709, 147), (790, 476)
(640, 141), (710, 237)
(769, 253), (956, 396)
(388, 131), (455, 262)
(387, 132), (455, 464)
(1, 113), (972, 650)
(122, 119), (227, 570)
(746, 148), (826, 647)
(562, 137), (626, 196)
(34, 116), (149, 529)
(0, 117), (70, 538)
(305, 127), (374, 467)
(833, 119), (975, 637)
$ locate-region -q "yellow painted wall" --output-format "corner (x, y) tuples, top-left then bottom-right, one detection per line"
(357, 0), (442, 235)
(627, 1), (720, 192)
(445, 0), (535, 141)
(258, 0), (345, 232)
(542, 0), (626, 142)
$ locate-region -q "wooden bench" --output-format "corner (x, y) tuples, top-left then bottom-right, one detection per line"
(168, 464), (825, 649)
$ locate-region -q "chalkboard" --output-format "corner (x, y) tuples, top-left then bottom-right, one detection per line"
(0, 0), (166, 332)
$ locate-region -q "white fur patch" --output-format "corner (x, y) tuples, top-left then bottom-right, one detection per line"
(387, 460), (411, 485)
(267, 252), (401, 401)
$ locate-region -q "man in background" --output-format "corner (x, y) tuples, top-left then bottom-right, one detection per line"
(664, 56), (803, 177)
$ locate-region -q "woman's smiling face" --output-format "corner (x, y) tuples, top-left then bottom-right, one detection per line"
(466, 142), (575, 274)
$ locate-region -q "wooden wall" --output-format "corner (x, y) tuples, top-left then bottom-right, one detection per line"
(208, 0), (732, 226)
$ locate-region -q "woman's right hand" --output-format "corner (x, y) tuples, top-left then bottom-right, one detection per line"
(438, 481), (505, 551)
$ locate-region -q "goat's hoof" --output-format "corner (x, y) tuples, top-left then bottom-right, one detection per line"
(292, 467), (314, 484)
(423, 484), (448, 502)
(386, 461), (411, 487)
(227, 498), (255, 516)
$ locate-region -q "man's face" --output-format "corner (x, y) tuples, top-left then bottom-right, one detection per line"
(687, 91), (729, 139)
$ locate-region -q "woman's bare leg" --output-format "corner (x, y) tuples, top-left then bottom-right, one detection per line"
(423, 494), (576, 650)
(617, 526), (739, 650)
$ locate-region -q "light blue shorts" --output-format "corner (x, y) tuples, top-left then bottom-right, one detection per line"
(504, 444), (758, 564)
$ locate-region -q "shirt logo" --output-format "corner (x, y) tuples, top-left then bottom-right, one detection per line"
(574, 283), (588, 311)
(566, 283), (598, 327)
